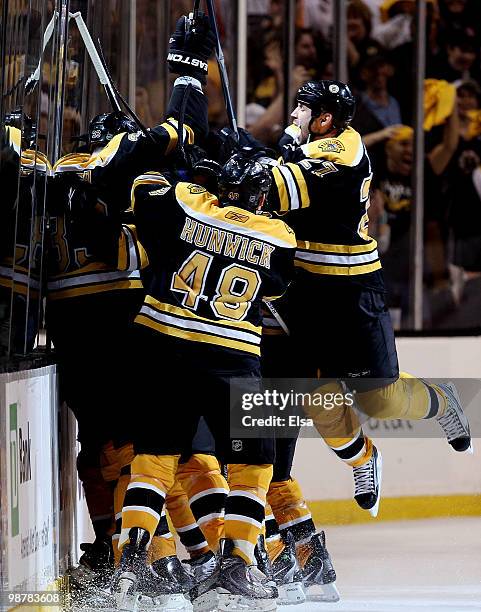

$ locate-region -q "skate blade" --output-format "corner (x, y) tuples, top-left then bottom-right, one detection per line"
(193, 589), (277, 611)
(306, 581), (340, 603)
(369, 451), (383, 518)
(277, 581), (306, 605)
(139, 593), (192, 611)
(115, 574), (140, 612)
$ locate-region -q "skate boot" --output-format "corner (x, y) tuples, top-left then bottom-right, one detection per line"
(66, 536), (114, 591)
(183, 550), (217, 585)
(298, 531), (339, 603)
(353, 445), (382, 517)
(111, 528), (182, 612)
(254, 534), (274, 582)
(437, 383), (473, 453)
(190, 539), (278, 611)
(271, 532), (305, 606)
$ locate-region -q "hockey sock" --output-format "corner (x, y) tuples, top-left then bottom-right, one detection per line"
(176, 453), (228, 552)
(264, 504), (285, 562)
(77, 451), (115, 540)
(166, 478), (210, 557)
(119, 453), (178, 551)
(267, 479), (316, 543)
(304, 381), (373, 467)
(148, 511), (177, 563)
(355, 373), (448, 420)
(225, 463), (273, 565)
(112, 443), (135, 564)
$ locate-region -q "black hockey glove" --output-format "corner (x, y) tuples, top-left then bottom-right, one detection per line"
(217, 127), (269, 163)
(167, 13), (216, 83)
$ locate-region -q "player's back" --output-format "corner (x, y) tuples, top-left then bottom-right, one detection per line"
(132, 176), (296, 359)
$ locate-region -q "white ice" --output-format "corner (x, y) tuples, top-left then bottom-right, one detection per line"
(284, 517), (481, 612)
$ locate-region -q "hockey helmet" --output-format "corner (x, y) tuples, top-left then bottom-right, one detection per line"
(218, 153), (272, 212)
(297, 80), (356, 132)
(88, 111), (138, 149)
(4, 108), (37, 148)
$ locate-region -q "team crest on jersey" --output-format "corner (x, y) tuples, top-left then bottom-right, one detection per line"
(225, 211), (249, 223)
(318, 139), (345, 153)
(187, 184), (207, 194)
(128, 131), (141, 142)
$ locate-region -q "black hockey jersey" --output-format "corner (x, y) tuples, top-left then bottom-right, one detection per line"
(268, 127), (382, 283)
(47, 154), (148, 300)
(0, 143), (49, 299)
(131, 174), (297, 357)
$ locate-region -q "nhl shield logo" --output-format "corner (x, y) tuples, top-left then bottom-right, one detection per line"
(232, 439), (243, 452)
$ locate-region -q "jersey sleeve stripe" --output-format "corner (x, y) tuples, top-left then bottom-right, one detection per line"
(278, 165), (300, 210)
(286, 163), (310, 208)
(271, 166), (291, 213)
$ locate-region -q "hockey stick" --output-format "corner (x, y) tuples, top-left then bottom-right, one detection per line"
(70, 12), (121, 112)
(205, 0), (239, 138)
(25, 13), (57, 95)
(96, 39), (156, 142)
(203, 0), (290, 334)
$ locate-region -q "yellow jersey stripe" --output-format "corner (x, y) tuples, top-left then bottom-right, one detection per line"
(286, 163), (310, 208)
(144, 296), (261, 335)
(135, 314), (261, 356)
(294, 259), (382, 276)
(296, 239), (378, 254)
(162, 121), (179, 154)
(48, 279), (143, 300)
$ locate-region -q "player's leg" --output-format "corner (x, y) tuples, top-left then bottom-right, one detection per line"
(191, 365), (278, 611)
(112, 330), (197, 610)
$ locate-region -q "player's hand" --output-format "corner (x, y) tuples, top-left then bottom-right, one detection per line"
(167, 13), (216, 83)
(217, 127), (267, 162)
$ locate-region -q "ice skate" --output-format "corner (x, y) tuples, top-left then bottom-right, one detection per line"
(66, 536), (114, 591)
(111, 528), (184, 612)
(271, 532), (305, 606)
(191, 539), (278, 611)
(183, 550), (217, 584)
(437, 382), (473, 453)
(254, 534), (274, 582)
(299, 531), (340, 603)
(353, 445), (382, 517)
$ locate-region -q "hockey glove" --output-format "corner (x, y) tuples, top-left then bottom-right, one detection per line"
(167, 13), (216, 83)
(217, 127), (268, 163)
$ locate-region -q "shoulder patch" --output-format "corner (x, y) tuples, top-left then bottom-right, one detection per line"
(318, 139), (345, 154)
(187, 184), (207, 195)
(149, 185), (172, 196)
(225, 211), (249, 223)
(128, 131), (142, 142)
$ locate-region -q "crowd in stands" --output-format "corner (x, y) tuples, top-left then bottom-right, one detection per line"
(246, 0), (481, 330)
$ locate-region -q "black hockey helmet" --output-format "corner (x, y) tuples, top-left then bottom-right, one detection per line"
(88, 111), (138, 149)
(4, 108), (37, 148)
(297, 80), (356, 132)
(218, 153), (272, 212)
(192, 157), (223, 194)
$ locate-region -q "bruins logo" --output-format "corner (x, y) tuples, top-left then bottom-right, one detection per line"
(187, 184), (207, 194)
(318, 139), (345, 153)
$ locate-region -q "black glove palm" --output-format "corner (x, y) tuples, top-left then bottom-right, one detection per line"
(168, 13), (217, 83)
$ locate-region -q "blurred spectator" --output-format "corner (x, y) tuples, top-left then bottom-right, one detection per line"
(351, 55), (402, 158)
(298, 0), (333, 40)
(373, 104), (459, 326)
(373, 0), (438, 50)
(388, 3), (440, 123)
(347, 0), (385, 88)
(430, 29), (480, 84)
(445, 81), (481, 304)
(438, 0), (481, 49)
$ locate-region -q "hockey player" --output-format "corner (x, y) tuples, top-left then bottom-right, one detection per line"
(228, 80), (472, 517)
(113, 152), (296, 612)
